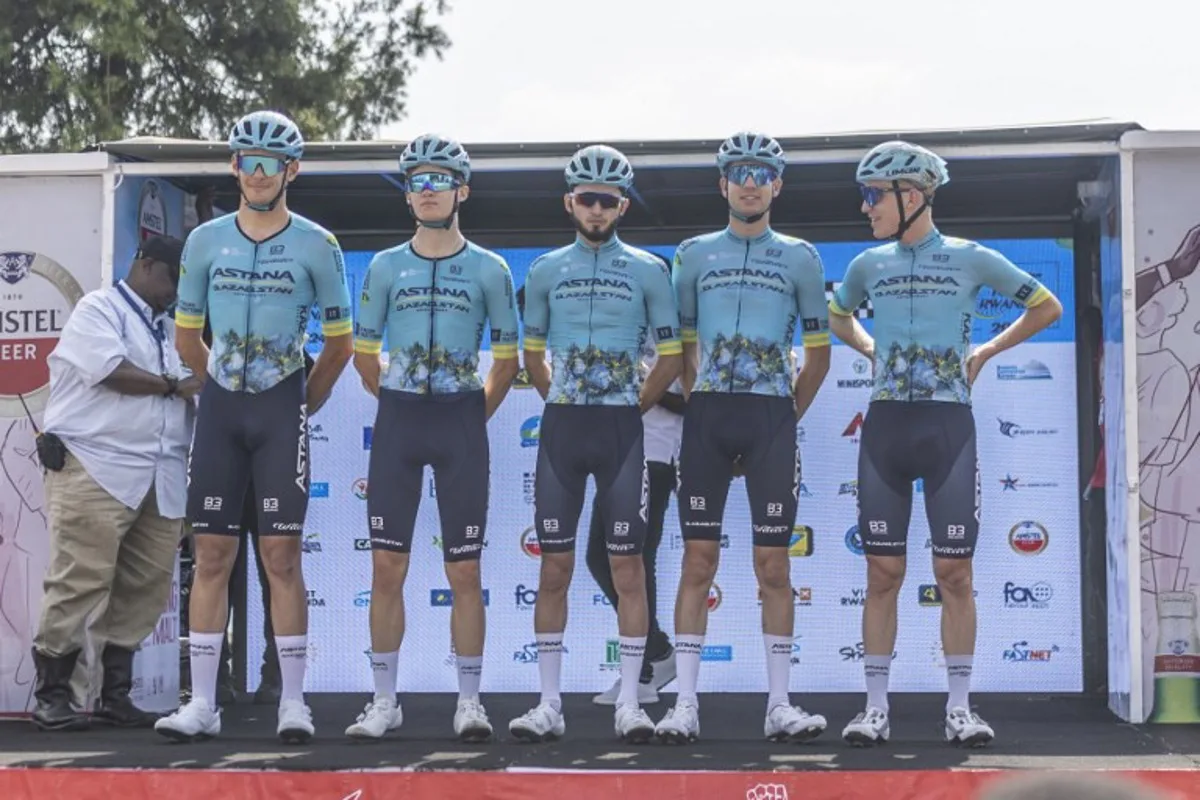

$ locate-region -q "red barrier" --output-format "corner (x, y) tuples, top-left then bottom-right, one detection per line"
(0, 768), (1196, 800)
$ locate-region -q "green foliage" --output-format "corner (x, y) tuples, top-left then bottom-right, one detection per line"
(0, 0), (452, 153)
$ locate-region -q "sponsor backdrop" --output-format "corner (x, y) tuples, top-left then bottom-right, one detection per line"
(1131, 150), (1200, 723)
(245, 235), (1082, 695)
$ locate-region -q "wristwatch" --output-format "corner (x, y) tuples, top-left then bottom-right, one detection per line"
(163, 375), (179, 397)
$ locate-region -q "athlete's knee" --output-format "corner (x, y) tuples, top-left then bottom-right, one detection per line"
(933, 558), (974, 600)
(681, 541), (719, 586)
(192, 536), (238, 584)
(752, 547), (791, 591)
(538, 552), (574, 595)
(866, 556), (906, 596)
(258, 538), (302, 581)
(371, 550), (409, 593)
(608, 555), (645, 597)
(444, 559), (482, 597)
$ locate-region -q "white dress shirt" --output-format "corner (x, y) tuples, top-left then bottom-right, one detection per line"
(641, 343), (683, 465)
(43, 281), (195, 518)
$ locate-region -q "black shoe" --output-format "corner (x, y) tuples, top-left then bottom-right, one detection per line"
(92, 645), (160, 728)
(30, 648), (89, 732)
(215, 661), (239, 706)
(253, 676), (281, 705)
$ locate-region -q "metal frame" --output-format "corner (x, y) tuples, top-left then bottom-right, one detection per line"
(1116, 141), (1144, 723)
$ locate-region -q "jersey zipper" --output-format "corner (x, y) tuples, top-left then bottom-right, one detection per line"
(585, 248), (599, 405)
(728, 238), (751, 392)
(243, 242), (259, 391)
(427, 258), (439, 394)
(907, 248), (916, 402)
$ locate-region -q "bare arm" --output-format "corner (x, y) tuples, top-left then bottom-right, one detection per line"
(101, 360), (173, 397)
(792, 345), (830, 419)
(639, 354), (683, 414)
(175, 326), (210, 382)
(353, 352), (381, 397)
(484, 357), (520, 419)
(306, 333), (353, 414)
(829, 313), (875, 360)
(681, 342), (699, 397)
(524, 349), (551, 400)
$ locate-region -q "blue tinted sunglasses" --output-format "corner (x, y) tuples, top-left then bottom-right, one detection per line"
(236, 154), (289, 177)
(860, 184), (922, 207)
(407, 172), (460, 193)
(725, 163), (778, 187)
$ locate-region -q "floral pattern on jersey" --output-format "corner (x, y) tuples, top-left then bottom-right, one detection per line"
(548, 344), (639, 406)
(874, 341), (968, 403)
(695, 333), (791, 397)
(384, 342), (482, 394)
(212, 330), (305, 393)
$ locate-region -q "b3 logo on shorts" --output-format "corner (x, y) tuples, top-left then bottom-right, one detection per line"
(370, 516), (385, 530)
(613, 522), (630, 537)
(689, 496), (706, 511)
(542, 518), (560, 533)
(947, 524), (966, 540)
(203, 496), (223, 512)
(465, 525), (481, 540)
(263, 497), (279, 513)
(767, 503), (783, 517)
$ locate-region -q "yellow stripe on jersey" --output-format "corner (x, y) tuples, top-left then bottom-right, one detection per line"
(322, 319), (353, 337)
(681, 328), (698, 343)
(802, 331), (832, 347)
(828, 298), (854, 317)
(524, 336), (547, 352)
(492, 343), (518, 359)
(175, 311), (205, 329)
(353, 339), (382, 355)
(1024, 285), (1051, 308)
(656, 340), (683, 356)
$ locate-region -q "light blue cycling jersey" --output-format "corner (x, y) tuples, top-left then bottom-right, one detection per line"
(353, 240), (519, 394)
(672, 227), (831, 397)
(523, 236), (682, 406)
(176, 213), (352, 393)
(829, 228), (1051, 404)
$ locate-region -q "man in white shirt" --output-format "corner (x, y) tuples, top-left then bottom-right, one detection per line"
(30, 236), (201, 731)
(588, 319), (684, 705)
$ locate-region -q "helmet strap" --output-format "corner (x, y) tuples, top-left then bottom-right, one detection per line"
(890, 180), (932, 240)
(239, 157), (292, 213)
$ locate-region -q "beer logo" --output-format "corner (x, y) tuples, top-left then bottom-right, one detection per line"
(0, 251), (85, 416)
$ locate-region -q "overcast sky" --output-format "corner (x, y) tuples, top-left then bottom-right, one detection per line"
(382, 0), (1200, 145)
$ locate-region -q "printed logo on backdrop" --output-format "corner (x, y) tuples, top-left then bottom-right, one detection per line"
(1008, 521), (1049, 555)
(519, 526), (541, 558)
(310, 482), (329, 498)
(306, 589), (326, 608)
(838, 480), (858, 498)
(354, 590), (371, 608)
(758, 586), (811, 606)
(997, 418), (1058, 439)
(520, 416), (541, 447)
(522, 472), (535, 504)
(0, 251), (85, 415)
(839, 641), (896, 662)
(999, 473), (1059, 490)
(1002, 641), (1060, 663)
(918, 584), (975, 606)
(308, 422), (329, 444)
(513, 641), (568, 663)
(837, 358), (873, 389)
(514, 584), (537, 609)
(430, 589), (490, 607)
(352, 478), (368, 500)
(137, 180), (168, 242)
(995, 360), (1053, 381)
(842, 412), (864, 442)
(708, 583), (722, 611)
(301, 532), (322, 554)
(788, 526), (813, 557)
(844, 525), (864, 556)
(841, 588), (865, 607)
(1004, 581), (1053, 609)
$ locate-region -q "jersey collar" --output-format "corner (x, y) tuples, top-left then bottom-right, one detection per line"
(573, 233), (623, 255)
(898, 227), (943, 253)
(722, 226), (774, 245)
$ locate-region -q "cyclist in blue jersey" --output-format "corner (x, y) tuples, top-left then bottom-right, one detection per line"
(830, 141), (1062, 747)
(156, 110), (354, 745)
(347, 134), (520, 743)
(655, 132), (831, 746)
(508, 145), (682, 744)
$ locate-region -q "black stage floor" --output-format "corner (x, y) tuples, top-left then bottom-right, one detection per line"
(1, 693), (1198, 773)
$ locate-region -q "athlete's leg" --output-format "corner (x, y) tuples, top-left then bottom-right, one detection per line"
(433, 392), (493, 741)
(923, 406), (990, 745)
(246, 372), (314, 743)
(661, 394), (733, 742)
(843, 402), (913, 746)
(345, 389), (422, 740)
(643, 460), (676, 667)
(156, 382), (248, 741)
(584, 498), (618, 608)
(510, 407), (586, 741)
(742, 397), (824, 741)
